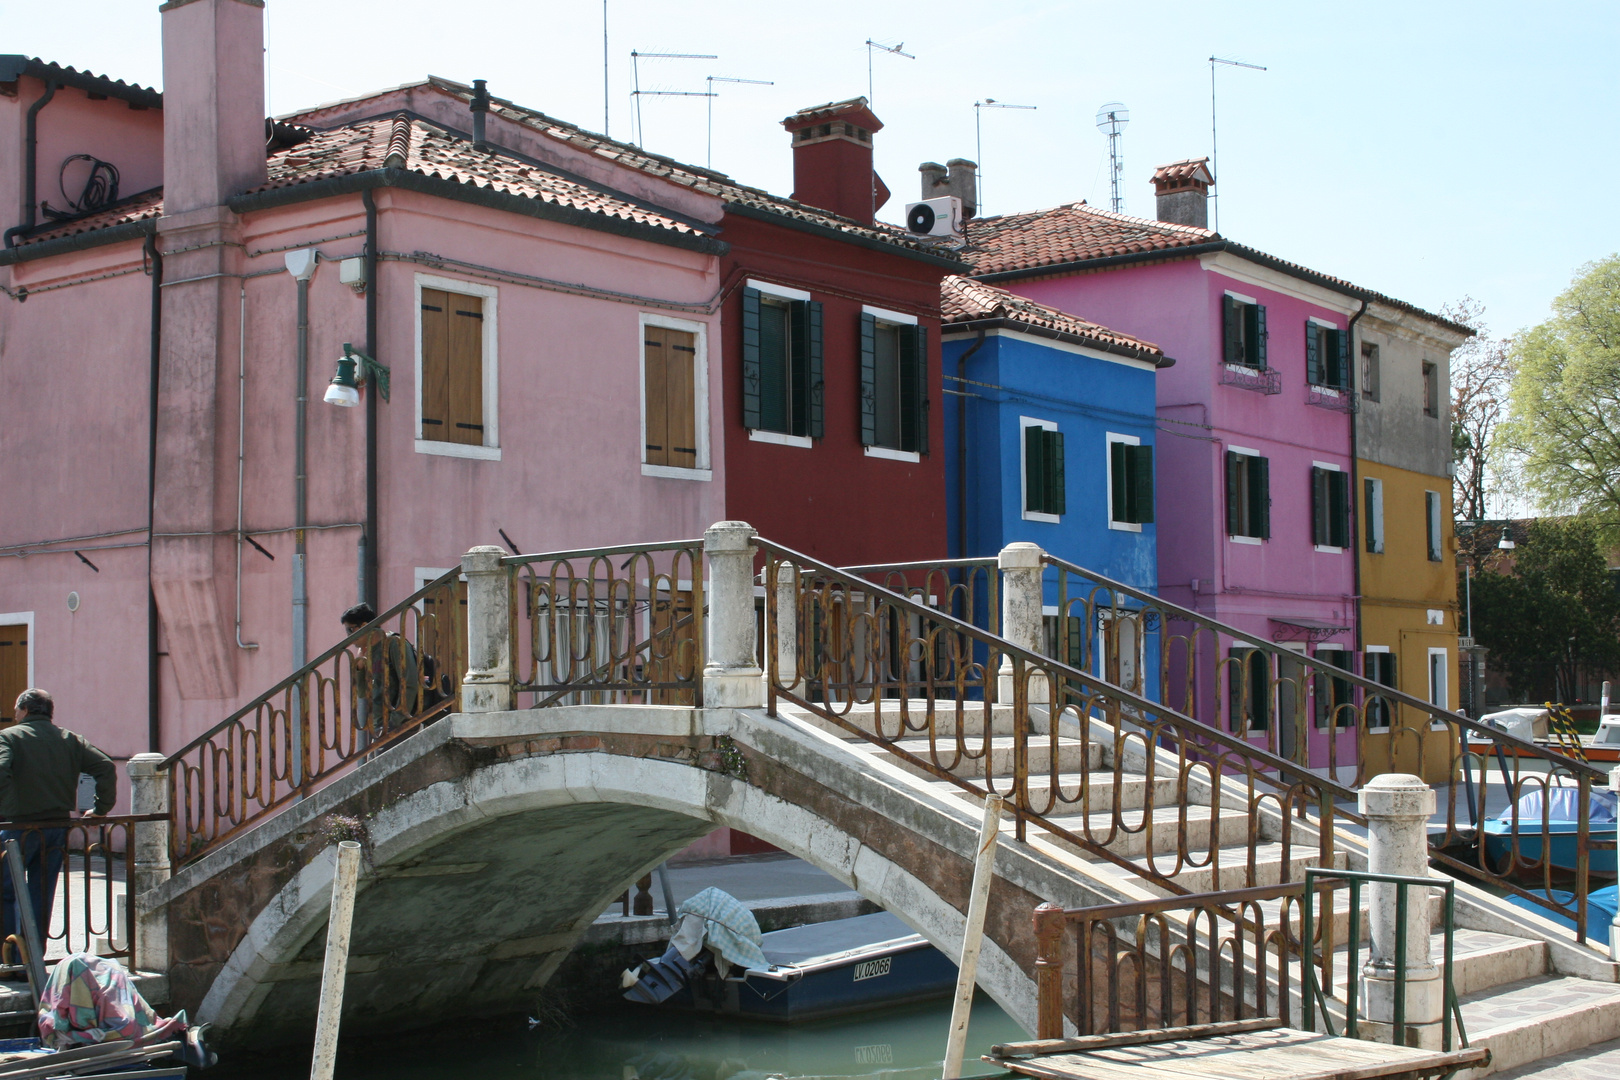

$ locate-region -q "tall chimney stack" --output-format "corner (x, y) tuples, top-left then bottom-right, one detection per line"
(1151, 158), (1213, 230)
(781, 98), (887, 225)
(920, 158), (977, 219)
(160, 0), (267, 213)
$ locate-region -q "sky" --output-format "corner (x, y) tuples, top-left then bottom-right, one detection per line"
(3, 0), (1617, 341)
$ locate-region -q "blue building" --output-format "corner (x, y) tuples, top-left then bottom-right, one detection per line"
(940, 277), (1171, 690)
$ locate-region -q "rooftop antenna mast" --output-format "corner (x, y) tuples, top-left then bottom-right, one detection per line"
(630, 50), (717, 147)
(706, 75), (774, 169)
(602, 1), (609, 135)
(864, 39), (915, 103)
(975, 99), (1036, 216)
(1208, 56), (1266, 233)
(1094, 102), (1129, 213)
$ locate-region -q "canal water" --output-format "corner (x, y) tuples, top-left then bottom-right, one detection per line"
(222, 994), (1024, 1080)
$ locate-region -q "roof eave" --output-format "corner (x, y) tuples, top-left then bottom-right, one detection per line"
(0, 217), (157, 267)
(725, 201), (969, 271)
(940, 315), (1171, 367)
(0, 56), (162, 110)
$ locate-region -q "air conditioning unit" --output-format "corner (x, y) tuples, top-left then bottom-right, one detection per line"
(905, 196), (962, 238)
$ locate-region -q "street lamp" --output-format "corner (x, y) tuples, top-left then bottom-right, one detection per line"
(1497, 525), (1515, 551)
(324, 343), (390, 407)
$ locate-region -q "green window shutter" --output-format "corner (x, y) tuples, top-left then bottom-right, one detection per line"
(1305, 323), (1321, 385)
(789, 300), (810, 437)
(758, 301), (789, 433)
(1364, 478), (1378, 553)
(1223, 295), (1240, 364)
(1337, 328), (1351, 390)
(1026, 426), (1048, 514)
(1226, 451), (1242, 535)
(741, 288), (762, 429)
(1255, 455), (1271, 539)
(1110, 440), (1127, 522)
(911, 325), (929, 455)
(859, 313), (877, 446)
(1131, 444), (1154, 524)
(1046, 430), (1065, 515)
(1330, 470), (1350, 548)
(1254, 304), (1268, 368)
(806, 300), (824, 438)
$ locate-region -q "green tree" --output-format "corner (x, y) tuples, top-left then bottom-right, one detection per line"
(1471, 518), (1620, 702)
(1501, 255), (1620, 527)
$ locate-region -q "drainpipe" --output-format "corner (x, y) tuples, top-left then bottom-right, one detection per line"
(286, 250), (319, 679)
(3, 80), (58, 248)
(145, 233), (162, 753)
(470, 79), (490, 153)
(235, 284), (259, 650)
(954, 329), (988, 559)
(1347, 298), (1369, 661)
(362, 189), (380, 606)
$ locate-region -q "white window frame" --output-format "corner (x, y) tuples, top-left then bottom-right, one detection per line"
(1105, 431), (1142, 533)
(1227, 445), (1263, 544)
(1425, 490), (1443, 562)
(0, 611), (36, 689)
(1313, 460), (1345, 555)
(863, 310), (923, 461)
(414, 273), (501, 461)
(1363, 645), (1393, 731)
(861, 303), (918, 326)
(1427, 647), (1449, 711)
(1020, 416), (1060, 524)
(639, 312), (713, 481)
(1365, 476), (1385, 554)
(747, 278), (811, 302)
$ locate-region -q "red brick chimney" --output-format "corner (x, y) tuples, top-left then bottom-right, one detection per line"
(1151, 158), (1213, 230)
(781, 98), (888, 225)
(160, 0), (267, 213)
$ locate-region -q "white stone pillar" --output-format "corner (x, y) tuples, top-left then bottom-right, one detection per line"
(461, 546), (512, 714)
(997, 542), (1048, 704)
(1359, 773), (1442, 1048)
(703, 522), (764, 708)
(127, 753), (171, 973)
(773, 560), (800, 694)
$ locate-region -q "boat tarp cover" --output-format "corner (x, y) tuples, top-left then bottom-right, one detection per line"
(1498, 787), (1619, 826)
(759, 911), (921, 967)
(677, 887), (769, 971)
(1507, 885), (1620, 946)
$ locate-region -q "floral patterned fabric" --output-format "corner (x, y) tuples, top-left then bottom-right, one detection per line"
(36, 954), (184, 1050)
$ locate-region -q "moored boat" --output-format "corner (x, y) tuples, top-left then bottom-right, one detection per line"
(1482, 786), (1619, 877)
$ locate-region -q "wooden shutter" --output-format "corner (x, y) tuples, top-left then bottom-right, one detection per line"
(741, 288), (762, 429)
(1364, 478), (1379, 553)
(1305, 323), (1321, 385)
(1131, 444), (1154, 524)
(1223, 296), (1240, 364)
(643, 327), (670, 466)
(1254, 455), (1271, 539)
(1045, 430), (1065, 515)
(0, 626), (26, 721)
(1330, 470), (1350, 548)
(446, 295), (484, 445)
(1111, 441), (1127, 522)
(1026, 425), (1047, 514)
(1337, 329), (1351, 390)
(420, 288), (451, 436)
(806, 301), (824, 438)
(911, 325), (929, 455)
(859, 313), (877, 446)
(1253, 304), (1268, 368)
(758, 301), (789, 433)
(666, 330), (698, 468)
(789, 300), (810, 437)
(1225, 451), (1242, 535)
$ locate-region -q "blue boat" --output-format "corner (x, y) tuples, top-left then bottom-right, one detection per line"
(1482, 786), (1619, 876)
(626, 911), (958, 1023)
(1507, 885), (1620, 946)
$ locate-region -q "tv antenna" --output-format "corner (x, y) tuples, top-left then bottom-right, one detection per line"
(1095, 102), (1129, 214)
(630, 50), (717, 147)
(1208, 56), (1266, 233)
(865, 39), (915, 103)
(975, 98), (1036, 216)
(706, 76), (774, 169)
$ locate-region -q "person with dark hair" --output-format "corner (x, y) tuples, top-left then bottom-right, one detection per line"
(341, 604), (418, 735)
(0, 690), (117, 976)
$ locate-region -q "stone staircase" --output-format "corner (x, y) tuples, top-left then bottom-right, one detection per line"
(775, 698), (1620, 1077)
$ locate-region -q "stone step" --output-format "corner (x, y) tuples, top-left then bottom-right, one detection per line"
(928, 770), (1184, 817)
(861, 735), (1100, 781)
(1458, 975), (1620, 1077)
(1038, 804), (1254, 861)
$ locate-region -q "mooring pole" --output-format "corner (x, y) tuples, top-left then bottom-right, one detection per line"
(943, 793), (1004, 1079)
(310, 841), (362, 1080)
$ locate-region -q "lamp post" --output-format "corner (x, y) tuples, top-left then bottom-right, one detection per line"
(324, 344), (390, 606)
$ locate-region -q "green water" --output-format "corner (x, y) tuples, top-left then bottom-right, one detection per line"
(245, 995), (1025, 1080)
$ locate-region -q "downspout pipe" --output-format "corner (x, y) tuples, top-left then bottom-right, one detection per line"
(362, 189), (380, 607)
(236, 283), (259, 650)
(1346, 298), (1369, 660)
(4, 80), (57, 248)
(145, 234), (162, 753)
(286, 250), (318, 788)
(953, 329), (988, 559)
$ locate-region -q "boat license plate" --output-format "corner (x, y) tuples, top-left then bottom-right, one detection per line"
(853, 956), (892, 981)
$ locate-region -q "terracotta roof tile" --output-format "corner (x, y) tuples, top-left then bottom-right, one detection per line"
(940, 275), (1164, 361)
(12, 188), (163, 247)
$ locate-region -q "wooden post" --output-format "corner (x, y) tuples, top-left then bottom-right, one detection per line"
(1034, 902), (1067, 1040)
(309, 841), (362, 1080)
(943, 793), (1003, 1080)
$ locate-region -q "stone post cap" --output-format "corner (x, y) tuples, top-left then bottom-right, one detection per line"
(461, 545), (506, 573)
(1358, 773), (1437, 818)
(999, 541), (1044, 570)
(127, 753), (167, 776)
(1610, 764), (1620, 791)
(704, 521), (758, 552)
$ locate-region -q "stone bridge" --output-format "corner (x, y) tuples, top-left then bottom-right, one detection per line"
(140, 702), (1121, 1047)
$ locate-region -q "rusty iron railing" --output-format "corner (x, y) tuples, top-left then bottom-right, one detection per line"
(848, 552), (1615, 942)
(161, 571), (465, 862)
(506, 541), (705, 708)
(763, 540), (1355, 896)
(0, 816), (158, 973)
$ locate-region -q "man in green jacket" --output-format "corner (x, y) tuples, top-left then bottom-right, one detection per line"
(0, 689), (117, 974)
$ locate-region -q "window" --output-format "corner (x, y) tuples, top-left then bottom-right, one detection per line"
(1022, 419), (1065, 520)
(1229, 646), (1270, 732)
(1422, 360), (1439, 417)
(742, 286), (823, 441)
(1107, 434), (1153, 529)
(1361, 343), (1380, 401)
(860, 310), (927, 456)
(1222, 294), (1267, 368)
(641, 314), (709, 478)
(1306, 320), (1349, 390)
(1314, 646), (1354, 728)
(1428, 647), (1449, 710)
(0, 616), (31, 720)
(1225, 450), (1270, 540)
(416, 275), (499, 459)
(1364, 648), (1396, 729)
(1311, 465), (1350, 550)
(1364, 477), (1384, 554)
(1425, 490), (1443, 562)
